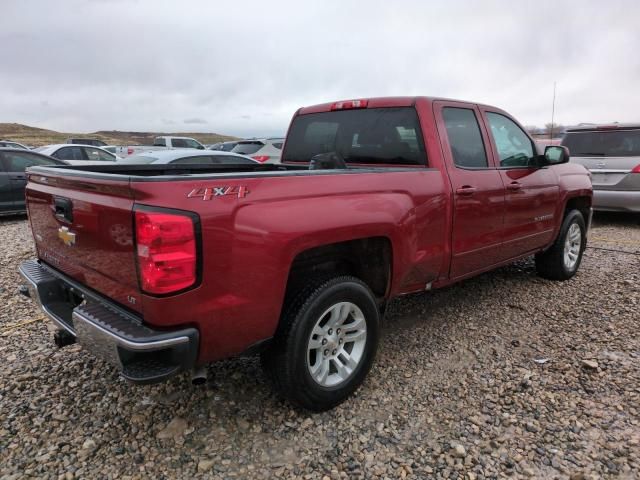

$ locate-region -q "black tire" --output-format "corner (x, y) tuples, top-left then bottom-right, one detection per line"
(261, 276), (380, 411)
(535, 209), (586, 280)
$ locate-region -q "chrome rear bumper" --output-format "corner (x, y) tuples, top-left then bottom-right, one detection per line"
(19, 259), (199, 384)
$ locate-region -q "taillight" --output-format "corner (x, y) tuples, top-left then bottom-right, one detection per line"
(631, 164), (640, 173)
(134, 209), (198, 295)
(127, 147), (134, 155)
(330, 99), (368, 110)
(252, 155), (270, 162)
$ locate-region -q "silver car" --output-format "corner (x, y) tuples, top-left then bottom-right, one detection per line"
(118, 149), (258, 165)
(562, 124), (640, 212)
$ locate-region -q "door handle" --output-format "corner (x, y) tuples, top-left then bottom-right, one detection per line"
(456, 186), (477, 196)
(506, 182), (522, 191)
(10, 175), (26, 180)
(54, 197), (74, 223)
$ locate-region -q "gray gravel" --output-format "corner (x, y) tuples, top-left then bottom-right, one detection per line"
(1, 212), (639, 479)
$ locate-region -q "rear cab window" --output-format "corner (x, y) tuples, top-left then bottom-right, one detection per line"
(281, 107), (427, 166)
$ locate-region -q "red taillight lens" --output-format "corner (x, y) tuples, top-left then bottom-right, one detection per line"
(127, 147), (134, 155)
(330, 99), (368, 110)
(135, 210), (197, 295)
(631, 164), (640, 173)
(252, 155), (270, 162)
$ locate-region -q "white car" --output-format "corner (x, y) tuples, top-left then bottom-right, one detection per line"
(115, 136), (206, 157)
(35, 144), (119, 164)
(231, 138), (285, 163)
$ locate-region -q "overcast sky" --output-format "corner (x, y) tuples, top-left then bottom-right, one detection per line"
(2, 0), (639, 137)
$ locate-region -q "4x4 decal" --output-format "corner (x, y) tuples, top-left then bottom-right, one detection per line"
(187, 186), (250, 200)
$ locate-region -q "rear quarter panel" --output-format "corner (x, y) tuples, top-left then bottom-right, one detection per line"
(133, 169), (447, 363)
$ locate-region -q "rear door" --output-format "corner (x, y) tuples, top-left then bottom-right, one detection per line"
(434, 101), (505, 278)
(480, 108), (559, 259)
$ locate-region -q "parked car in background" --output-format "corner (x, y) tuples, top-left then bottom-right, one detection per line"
(64, 138), (107, 147)
(35, 144), (118, 164)
(119, 150), (258, 165)
(562, 124), (640, 212)
(115, 136), (206, 157)
(0, 140), (30, 150)
(232, 138), (284, 163)
(209, 141), (240, 152)
(0, 147), (66, 214)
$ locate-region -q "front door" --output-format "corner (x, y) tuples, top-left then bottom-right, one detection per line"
(434, 102), (505, 278)
(481, 109), (559, 259)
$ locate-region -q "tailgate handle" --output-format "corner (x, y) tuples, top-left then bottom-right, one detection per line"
(54, 197), (73, 223)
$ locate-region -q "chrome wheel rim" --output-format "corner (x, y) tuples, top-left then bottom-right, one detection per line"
(306, 302), (367, 387)
(563, 223), (582, 270)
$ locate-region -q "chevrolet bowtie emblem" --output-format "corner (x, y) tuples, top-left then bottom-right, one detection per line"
(58, 226), (76, 246)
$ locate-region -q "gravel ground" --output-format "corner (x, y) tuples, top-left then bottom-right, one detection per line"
(1, 213), (638, 479)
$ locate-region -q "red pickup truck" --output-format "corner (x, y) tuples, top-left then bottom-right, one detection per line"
(20, 97), (592, 411)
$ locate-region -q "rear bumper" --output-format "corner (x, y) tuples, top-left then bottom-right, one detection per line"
(593, 189), (640, 212)
(19, 259), (199, 384)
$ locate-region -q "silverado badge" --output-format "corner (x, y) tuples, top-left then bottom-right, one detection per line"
(58, 226), (76, 246)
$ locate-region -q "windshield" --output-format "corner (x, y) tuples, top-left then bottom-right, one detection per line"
(562, 129), (640, 157)
(282, 107), (426, 165)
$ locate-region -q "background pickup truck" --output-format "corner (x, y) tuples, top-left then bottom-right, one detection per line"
(20, 96), (592, 411)
(115, 135), (206, 157)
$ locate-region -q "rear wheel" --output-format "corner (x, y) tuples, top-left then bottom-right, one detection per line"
(261, 276), (379, 411)
(535, 209), (586, 280)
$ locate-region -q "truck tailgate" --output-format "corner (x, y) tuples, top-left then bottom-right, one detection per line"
(25, 172), (141, 313)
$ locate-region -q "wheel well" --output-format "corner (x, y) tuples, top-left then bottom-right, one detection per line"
(565, 196), (591, 227)
(286, 237), (392, 300)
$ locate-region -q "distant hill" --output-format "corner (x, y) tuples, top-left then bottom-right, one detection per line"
(0, 123), (238, 147)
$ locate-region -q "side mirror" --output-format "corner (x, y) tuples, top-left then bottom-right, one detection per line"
(544, 145), (570, 165)
(197, 145), (204, 150)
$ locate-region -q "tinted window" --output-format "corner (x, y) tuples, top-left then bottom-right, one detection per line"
(84, 147), (115, 161)
(184, 139), (202, 149)
(153, 137), (167, 147)
(232, 142), (264, 155)
(220, 142), (238, 151)
(562, 129), (640, 157)
(486, 112), (535, 167)
(282, 107), (426, 165)
(442, 108), (488, 168)
(54, 147), (85, 161)
(272, 142), (283, 150)
(3, 152), (57, 171)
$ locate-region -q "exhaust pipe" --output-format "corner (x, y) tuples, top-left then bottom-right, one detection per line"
(191, 366), (207, 385)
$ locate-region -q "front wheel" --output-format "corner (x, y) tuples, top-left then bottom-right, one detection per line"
(535, 209), (586, 280)
(261, 276), (380, 411)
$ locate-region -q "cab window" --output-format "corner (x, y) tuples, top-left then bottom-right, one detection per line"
(486, 112), (535, 167)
